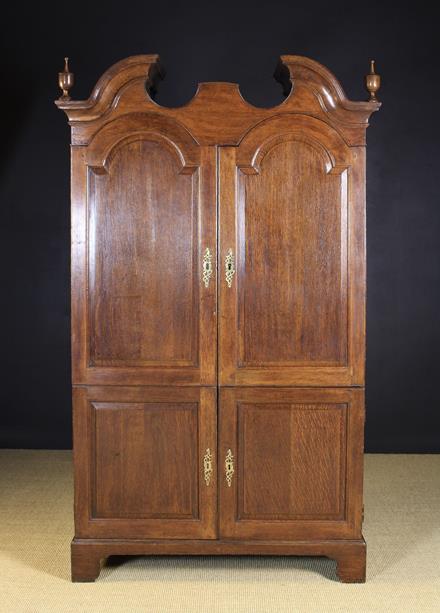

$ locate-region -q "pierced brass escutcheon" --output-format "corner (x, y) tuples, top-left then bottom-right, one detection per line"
(202, 247), (213, 288)
(225, 249), (235, 288)
(225, 448), (234, 487)
(203, 448), (213, 486)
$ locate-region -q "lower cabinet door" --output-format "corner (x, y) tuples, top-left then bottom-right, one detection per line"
(219, 387), (364, 540)
(73, 386), (217, 539)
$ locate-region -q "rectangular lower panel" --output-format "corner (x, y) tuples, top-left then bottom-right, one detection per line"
(73, 386), (217, 539)
(219, 387), (365, 540)
(93, 400), (198, 519)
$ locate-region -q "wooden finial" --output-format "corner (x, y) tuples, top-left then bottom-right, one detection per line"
(365, 59), (380, 101)
(58, 57), (74, 100)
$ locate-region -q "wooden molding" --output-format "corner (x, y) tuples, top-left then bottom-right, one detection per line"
(55, 54), (164, 118)
(55, 54), (381, 146)
(71, 537), (366, 583)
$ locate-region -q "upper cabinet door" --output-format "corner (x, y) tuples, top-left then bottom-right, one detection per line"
(72, 117), (217, 386)
(219, 115), (365, 386)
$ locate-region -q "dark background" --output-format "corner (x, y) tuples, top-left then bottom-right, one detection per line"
(1, 1), (439, 451)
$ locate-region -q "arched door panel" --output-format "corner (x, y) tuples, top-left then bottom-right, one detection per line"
(71, 117), (217, 385)
(219, 115), (363, 386)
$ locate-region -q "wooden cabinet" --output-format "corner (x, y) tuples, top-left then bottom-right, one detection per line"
(56, 54), (380, 583)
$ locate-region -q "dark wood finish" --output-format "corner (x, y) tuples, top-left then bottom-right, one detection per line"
(71, 538), (366, 582)
(89, 140), (198, 367)
(219, 388), (364, 540)
(56, 55), (380, 147)
(218, 121), (365, 386)
(71, 137), (216, 387)
(73, 386), (217, 539)
(57, 54), (380, 584)
(93, 402), (198, 519)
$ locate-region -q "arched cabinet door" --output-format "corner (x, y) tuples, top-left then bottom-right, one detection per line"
(72, 114), (217, 386)
(219, 115), (364, 387)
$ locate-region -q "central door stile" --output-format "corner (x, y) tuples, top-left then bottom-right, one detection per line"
(218, 147), (239, 386)
(199, 146), (218, 386)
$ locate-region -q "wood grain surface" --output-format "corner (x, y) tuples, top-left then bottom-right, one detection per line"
(57, 53), (380, 583)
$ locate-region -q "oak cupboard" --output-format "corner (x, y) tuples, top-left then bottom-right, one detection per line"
(56, 54), (381, 582)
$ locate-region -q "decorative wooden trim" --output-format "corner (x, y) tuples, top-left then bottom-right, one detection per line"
(55, 55), (164, 117)
(84, 112), (200, 167)
(275, 55), (381, 116)
(236, 115), (345, 174)
(71, 537), (366, 583)
(55, 54), (381, 146)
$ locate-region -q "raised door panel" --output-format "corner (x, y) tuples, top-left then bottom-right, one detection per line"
(73, 386), (217, 539)
(219, 387), (364, 540)
(219, 115), (365, 386)
(94, 401), (198, 519)
(72, 115), (216, 386)
(90, 140), (197, 367)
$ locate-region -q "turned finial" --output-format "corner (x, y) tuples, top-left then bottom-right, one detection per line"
(58, 57), (74, 100)
(365, 59), (380, 101)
